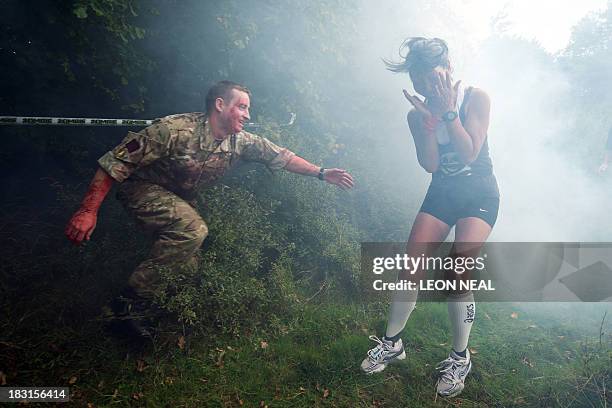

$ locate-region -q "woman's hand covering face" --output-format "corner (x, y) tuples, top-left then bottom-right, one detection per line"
(403, 89), (432, 117)
(432, 71), (461, 113)
(403, 89), (440, 133)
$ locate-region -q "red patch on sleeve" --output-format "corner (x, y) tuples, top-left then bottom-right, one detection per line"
(125, 139), (140, 153)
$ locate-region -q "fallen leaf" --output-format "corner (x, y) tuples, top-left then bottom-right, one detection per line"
(323, 388), (330, 398)
(132, 392), (144, 400)
(215, 350), (226, 368)
(68, 376), (78, 385)
(299, 386), (306, 392)
(469, 348), (478, 355)
(177, 336), (186, 350)
(528, 325), (537, 329)
(199, 378), (208, 384)
(112, 389), (118, 399)
(136, 359), (147, 373)
(259, 401), (267, 408)
(87, 403), (95, 408)
(558, 336), (565, 340)
(260, 341), (269, 349)
(97, 380), (104, 389)
(510, 312), (519, 319)
(0, 371), (6, 385)
(439, 343), (447, 346)
(164, 377), (174, 385)
(521, 356), (534, 367)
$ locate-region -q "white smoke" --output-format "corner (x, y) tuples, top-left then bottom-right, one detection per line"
(348, 0), (612, 242)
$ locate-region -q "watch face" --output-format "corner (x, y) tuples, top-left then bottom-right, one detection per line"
(443, 111), (458, 122)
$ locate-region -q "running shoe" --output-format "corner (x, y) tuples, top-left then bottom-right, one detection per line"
(360, 335), (406, 374)
(435, 349), (472, 397)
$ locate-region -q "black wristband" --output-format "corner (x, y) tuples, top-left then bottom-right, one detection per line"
(318, 167), (326, 181)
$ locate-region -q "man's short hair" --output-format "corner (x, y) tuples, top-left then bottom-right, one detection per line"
(205, 80), (251, 114)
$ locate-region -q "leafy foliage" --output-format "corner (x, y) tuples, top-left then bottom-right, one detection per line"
(559, 4), (612, 164)
(3, 2), (612, 406)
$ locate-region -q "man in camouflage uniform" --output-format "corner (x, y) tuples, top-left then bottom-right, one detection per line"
(65, 81), (354, 337)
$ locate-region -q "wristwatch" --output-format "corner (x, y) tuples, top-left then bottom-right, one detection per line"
(442, 110), (458, 122)
(318, 167), (326, 181)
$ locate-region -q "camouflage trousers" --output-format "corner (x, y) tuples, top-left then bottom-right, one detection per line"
(116, 181), (208, 301)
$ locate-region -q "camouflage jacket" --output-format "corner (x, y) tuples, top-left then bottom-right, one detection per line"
(98, 112), (295, 200)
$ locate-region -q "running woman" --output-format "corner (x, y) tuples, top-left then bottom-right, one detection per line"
(361, 37), (500, 398)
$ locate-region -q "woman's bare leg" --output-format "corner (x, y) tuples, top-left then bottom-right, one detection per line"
(385, 212), (452, 339)
(455, 216), (492, 243)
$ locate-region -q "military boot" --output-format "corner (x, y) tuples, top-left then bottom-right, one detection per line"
(107, 288), (159, 339)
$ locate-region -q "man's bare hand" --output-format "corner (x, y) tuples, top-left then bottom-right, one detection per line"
(64, 168), (113, 244)
(323, 168), (354, 190)
(65, 208), (97, 244)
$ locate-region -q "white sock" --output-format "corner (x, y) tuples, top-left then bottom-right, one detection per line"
(385, 288), (418, 340)
(447, 292), (475, 354)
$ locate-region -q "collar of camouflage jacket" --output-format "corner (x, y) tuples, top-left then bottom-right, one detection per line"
(200, 116), (235, 153)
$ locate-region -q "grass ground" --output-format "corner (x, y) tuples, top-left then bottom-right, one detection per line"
(2, 299), (611, 407)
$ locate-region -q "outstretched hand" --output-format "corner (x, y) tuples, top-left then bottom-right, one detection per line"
(323, 168), (354, 190)
(65, 208), (97, 245)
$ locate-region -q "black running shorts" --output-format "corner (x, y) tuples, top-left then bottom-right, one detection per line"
(419, 174), (500, 228)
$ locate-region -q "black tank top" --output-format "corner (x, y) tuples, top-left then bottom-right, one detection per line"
(434, 87), (494, 178)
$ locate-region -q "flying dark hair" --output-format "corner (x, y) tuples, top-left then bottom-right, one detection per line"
(384, 37), (450, 73)
(205, 80), (251, 113)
